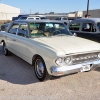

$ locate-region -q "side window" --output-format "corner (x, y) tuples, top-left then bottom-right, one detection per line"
(8, 24), (19, 34)
(69, 23), (80, 31)
(82, 23), (96, 32)
(17, 24), (28, 37)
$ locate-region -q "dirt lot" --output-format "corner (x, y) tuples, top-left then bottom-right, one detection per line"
(0, 43), (100, 100)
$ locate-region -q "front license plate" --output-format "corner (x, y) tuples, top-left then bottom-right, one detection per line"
(81, 65), (90, 72)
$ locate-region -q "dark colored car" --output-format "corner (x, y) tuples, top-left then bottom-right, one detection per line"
(0, 23), (10, 31)
(12, 14), (30, 21)
(68, 18), (100, 35)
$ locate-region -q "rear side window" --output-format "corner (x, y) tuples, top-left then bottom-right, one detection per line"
(8, 24), (19, 34)
(17, 24), (28, 37)
(69, 23), (80, 31)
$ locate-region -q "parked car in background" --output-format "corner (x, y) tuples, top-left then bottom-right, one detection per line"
(0, 22), (10, 31)
(55, 17), (70, 25)
(12, 14), (48, 21)
(12, 14), (29, 21)
(68, 18), (100, 36)
(18, 16), (41, 20)
(35, 15), (49, 20)
(55, 17), (68, 20)
(1, 20), (100, 81)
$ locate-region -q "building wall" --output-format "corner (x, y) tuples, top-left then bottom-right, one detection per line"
(0, 3), (20, 20)
(83, 9), (100, 18)
(76, 11), (83, 17)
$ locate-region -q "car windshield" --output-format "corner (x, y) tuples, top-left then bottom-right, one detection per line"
(97, 22), (100, 31)
(29, 22), (72, 38)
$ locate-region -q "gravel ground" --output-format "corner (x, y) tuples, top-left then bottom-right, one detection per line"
(0, 43), (100, 100)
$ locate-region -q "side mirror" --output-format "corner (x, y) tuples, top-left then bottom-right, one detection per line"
(73, 33), (77, 36)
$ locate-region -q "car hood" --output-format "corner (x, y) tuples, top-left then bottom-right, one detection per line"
(34, 36), (100, 56)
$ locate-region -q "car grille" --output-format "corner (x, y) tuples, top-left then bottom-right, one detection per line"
(72, 52), (99, 64)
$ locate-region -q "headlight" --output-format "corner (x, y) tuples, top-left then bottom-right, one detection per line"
(98, 53), (100, 58)
(55, 56), (72, 66)
(55, 58), (64, 66)
(64, 57), (71, 64)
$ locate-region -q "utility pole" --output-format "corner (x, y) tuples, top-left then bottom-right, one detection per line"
(87, 0), (89, 16)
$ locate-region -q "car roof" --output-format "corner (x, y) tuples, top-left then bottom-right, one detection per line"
(71, 18), (100, 23)
(13, 20), (64, 23)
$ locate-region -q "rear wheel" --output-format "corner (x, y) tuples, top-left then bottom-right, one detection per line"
(34, 56), (51, 81)
(3, 42), (11, 56)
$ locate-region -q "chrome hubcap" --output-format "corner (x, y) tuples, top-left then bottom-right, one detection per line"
(35, 59), (44, 78)
(3, 44), (7, 54)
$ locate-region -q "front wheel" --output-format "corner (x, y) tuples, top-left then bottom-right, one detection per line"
(34, 56), (51, 81)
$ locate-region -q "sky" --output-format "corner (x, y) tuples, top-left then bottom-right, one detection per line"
(0, 0), (100, 14)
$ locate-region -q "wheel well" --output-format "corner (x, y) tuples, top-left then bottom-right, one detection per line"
(1, 40), (5, 44)
(32, 54), (43, 65)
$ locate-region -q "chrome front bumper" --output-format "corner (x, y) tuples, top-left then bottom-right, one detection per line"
(51, 59), (100, 76)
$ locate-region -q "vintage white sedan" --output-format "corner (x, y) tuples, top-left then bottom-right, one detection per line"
(0, 20), (100, 81)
